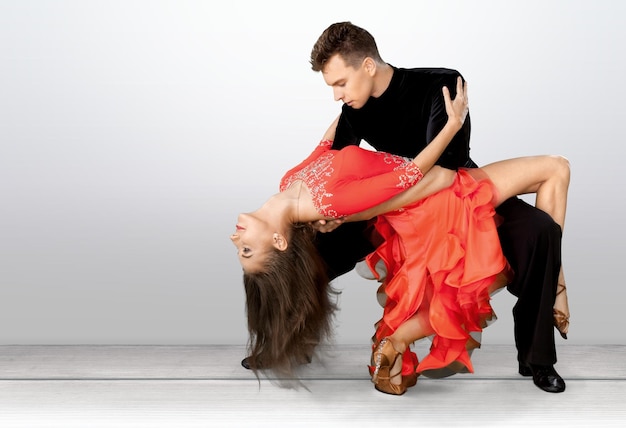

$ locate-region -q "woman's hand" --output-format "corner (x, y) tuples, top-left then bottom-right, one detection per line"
(443, 76), (469, 131)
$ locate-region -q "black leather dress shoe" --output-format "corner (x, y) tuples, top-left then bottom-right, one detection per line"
(241, 354), (313, 370)
(519, 362), (566, 393)
(241, 357), (253, 370)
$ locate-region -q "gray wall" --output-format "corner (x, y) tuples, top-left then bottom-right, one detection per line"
(1, 0), (624, 345)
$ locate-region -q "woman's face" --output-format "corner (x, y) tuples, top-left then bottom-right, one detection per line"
(230, 213), (274, 273)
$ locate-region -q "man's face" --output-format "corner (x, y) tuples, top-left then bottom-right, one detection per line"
(322, 54), (374, 109)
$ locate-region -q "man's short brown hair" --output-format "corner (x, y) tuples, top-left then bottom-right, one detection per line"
(310, 22), (383, 72)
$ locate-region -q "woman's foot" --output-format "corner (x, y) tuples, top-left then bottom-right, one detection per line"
(553, 282), (570, 339)
(370, 338), (416, 395)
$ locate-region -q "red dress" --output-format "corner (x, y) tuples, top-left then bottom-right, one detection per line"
(280, 141), (509, 377)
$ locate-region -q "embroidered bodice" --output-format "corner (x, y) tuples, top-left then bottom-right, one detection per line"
(279, 140), (423, 218)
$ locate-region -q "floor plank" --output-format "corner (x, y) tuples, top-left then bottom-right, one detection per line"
(0, 345), (625, 427)
(1, 344), (624, 379)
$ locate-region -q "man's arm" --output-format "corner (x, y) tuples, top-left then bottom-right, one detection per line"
(321, 115), (340, 141)
(409, 77), (467, 175)
(330, 108), (360, 149)
(428, 74), (472, 170)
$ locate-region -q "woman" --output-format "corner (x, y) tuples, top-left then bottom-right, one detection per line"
(231, 78), (570, 393)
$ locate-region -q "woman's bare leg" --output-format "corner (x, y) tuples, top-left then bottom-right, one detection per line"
(480, 155), (571, 336)
(384, 309), (433, 385)
(389, 310), (433, 353)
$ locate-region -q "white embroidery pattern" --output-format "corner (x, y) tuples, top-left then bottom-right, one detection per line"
(382, 152), (407, 166)
(395, 161), (424, 189)
(381, 152), (424, 189)
(282, 151), (336, 216)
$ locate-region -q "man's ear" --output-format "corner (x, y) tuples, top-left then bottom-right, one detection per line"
(272, 232), (288, 251)
(363, 57), (376, 75)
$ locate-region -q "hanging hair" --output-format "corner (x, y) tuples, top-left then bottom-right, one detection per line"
(242, 223), (339, 385)
(310, 21), (383, 72)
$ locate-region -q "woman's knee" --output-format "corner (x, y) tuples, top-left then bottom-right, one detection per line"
(548, 155), (571, 186)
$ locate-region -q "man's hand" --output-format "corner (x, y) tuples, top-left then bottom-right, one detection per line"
(309, 217), (346, 233)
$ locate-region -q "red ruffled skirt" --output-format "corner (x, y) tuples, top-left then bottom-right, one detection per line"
(365, 169), (511, 378)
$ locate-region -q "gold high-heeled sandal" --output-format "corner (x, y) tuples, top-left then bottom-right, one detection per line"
(553, 283), (570, 340)
(370, 338), (416, 395)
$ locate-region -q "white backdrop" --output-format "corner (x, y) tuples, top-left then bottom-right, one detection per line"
(1, 0), (624, 346)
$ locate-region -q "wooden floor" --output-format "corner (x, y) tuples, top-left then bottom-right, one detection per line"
(1, 344), (625, 427)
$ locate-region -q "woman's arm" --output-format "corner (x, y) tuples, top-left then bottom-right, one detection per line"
(350, 77), (467, 219)
(409, 77), (468, 175)
(314, 168), (455, 231)
(346, 166), (456, 222)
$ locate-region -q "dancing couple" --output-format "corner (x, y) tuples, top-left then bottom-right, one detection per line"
(232, 22), (570, 394)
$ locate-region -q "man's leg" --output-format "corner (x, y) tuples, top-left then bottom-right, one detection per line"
(495, 196), (565, 392)
(315, 220), (377, 281)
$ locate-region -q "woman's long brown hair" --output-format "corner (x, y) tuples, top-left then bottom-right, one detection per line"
(243, 223), (338, 384)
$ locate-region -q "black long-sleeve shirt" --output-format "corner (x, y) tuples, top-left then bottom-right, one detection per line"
(333, 66), (474, 170)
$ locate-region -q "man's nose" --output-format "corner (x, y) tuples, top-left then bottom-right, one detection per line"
(333, 87), (343, 102)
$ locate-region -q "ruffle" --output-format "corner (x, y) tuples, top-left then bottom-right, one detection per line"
(365, 169), (509, 377)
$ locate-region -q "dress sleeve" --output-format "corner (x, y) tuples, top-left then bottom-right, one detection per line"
(279, 140), (332, 191)
(325, 147), (424, 217)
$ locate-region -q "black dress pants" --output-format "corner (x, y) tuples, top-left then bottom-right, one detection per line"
(495, 196), (561, 366)
(315, 196), (561, 367)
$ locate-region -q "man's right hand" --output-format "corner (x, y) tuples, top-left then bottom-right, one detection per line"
(310, 217), (346, 233)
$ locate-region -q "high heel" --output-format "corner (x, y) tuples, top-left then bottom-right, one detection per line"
(370, 338), (416, 395)
(553, 283), (570, 340)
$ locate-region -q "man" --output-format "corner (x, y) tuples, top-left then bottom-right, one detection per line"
(309, 22), (565, 393)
